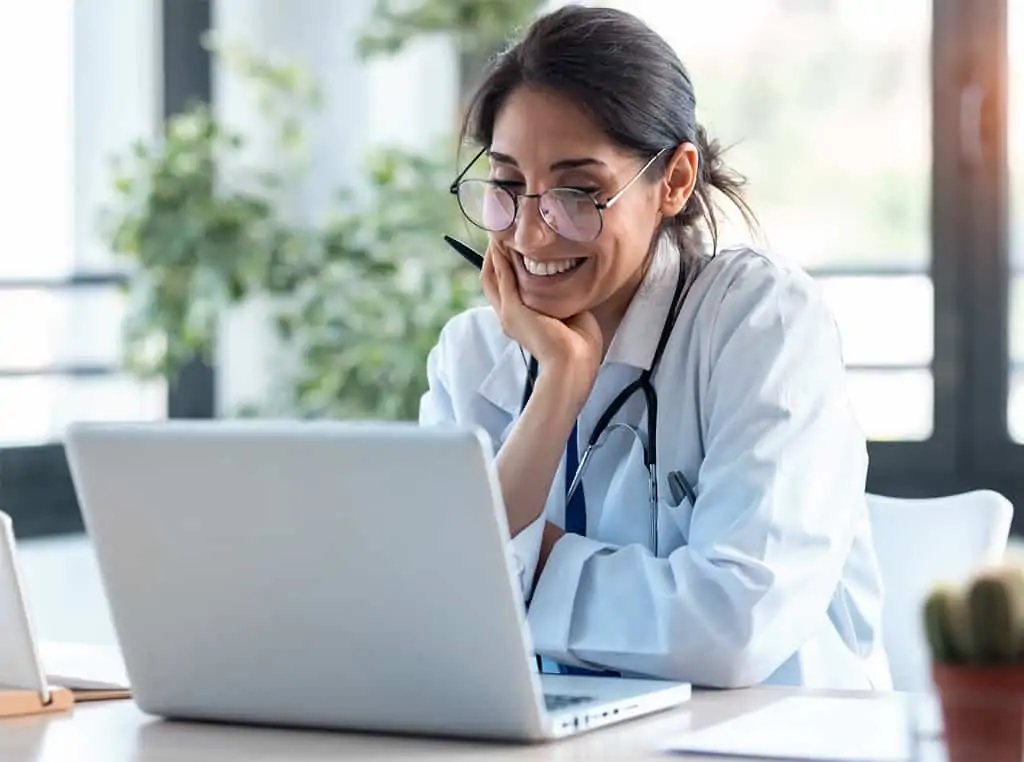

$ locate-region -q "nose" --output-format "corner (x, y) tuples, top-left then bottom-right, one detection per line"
(513, 194), (556, 252)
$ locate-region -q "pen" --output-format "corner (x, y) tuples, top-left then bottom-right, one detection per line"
(667, 471), (697, 507)
(444, 235), (484, 270)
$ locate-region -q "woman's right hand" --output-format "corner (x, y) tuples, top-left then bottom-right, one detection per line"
(479, 241), (602, 539)
(481, 242), (603, 399)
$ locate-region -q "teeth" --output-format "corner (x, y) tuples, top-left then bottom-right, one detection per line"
(522, 256), (582, 277)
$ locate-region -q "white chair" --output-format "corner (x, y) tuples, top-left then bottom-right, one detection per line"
(866, 490), (1013, 693)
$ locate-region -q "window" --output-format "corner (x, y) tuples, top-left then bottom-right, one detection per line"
(0, 1), (165, 448)
(1007, 0), (1024, 441)
(595, 0), (1023, 522)
(0, 0), (210, 538)
(606, 0), (933, 443)
(7, 0), (1024, 536)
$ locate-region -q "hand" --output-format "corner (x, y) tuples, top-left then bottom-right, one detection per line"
(481, 244), (603, 387)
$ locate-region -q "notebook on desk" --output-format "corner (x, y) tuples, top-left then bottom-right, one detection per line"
(38, 641), (130, 702)
(664, 695), (914, 761)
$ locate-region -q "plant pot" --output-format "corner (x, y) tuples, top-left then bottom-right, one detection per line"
(932, 663), (1024, 762)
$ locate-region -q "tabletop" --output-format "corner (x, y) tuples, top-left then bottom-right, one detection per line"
(0, 686), (948, 762)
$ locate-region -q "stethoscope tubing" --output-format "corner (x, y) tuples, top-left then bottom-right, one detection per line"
(444, 233), (699, 556)
(521, 257), (696, 556)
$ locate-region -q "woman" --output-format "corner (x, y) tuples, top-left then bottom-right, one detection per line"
(419, 5), (892, 690)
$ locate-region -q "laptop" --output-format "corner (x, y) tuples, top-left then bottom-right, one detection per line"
(63, 419), (691, 742)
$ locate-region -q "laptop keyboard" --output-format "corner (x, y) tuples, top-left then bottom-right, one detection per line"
(544, 693), (595, 711)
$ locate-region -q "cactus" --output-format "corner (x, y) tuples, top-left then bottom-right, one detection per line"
(923, 585), (968, 662)
(923, 565), (1024, 665)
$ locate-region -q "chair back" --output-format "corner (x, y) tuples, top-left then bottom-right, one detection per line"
(867, 490), (1013, 692)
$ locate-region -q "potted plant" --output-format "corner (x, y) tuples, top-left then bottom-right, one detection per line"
(923, 564), (1024, 762)
(99, 0), (542, 421)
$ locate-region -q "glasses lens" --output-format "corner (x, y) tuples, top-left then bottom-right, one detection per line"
(539, 189), (602, 242)
(457, 180), (515, 232)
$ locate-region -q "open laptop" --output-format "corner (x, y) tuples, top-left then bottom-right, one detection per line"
(64, 420), (691, 741)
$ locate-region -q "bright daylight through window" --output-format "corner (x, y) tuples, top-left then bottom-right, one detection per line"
(603, 0), (933, 442)
(0, 1), (165, 447)
(1006, 0), (1024, 441)
(1, 0), (1016, 453)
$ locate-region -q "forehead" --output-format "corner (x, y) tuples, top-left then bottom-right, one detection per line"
(490, 86), (620, 164)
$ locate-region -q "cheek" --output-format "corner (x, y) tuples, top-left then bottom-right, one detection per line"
(595, 219), (653, 280)
(490, 229), (517, 253)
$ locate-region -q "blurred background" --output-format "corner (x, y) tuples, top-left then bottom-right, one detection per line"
(0, 0), (1021, 644)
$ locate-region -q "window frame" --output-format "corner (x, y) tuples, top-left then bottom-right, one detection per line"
(862, 0), (1022, 526)
(955, 0), (1018, 477)
(0, 0), (214, 539)
(860, 0), (965, 484)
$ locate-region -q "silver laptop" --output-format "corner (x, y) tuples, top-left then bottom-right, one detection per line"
(64, 419), (691, 742)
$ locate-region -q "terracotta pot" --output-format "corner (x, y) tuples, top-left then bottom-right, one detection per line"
(932, 663), (1024, 762)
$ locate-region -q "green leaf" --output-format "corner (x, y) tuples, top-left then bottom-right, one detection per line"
(99, 6), (533, 419)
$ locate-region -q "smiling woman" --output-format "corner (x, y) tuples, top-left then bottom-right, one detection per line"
(455, 140), (670, 302)
(420, 5), (893, 690)
(453, 32), (754, 337)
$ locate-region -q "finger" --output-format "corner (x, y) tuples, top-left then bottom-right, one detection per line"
(480, 246), (500, 308)
(493, 249), (523, 308)
(489, 248), (523, 339)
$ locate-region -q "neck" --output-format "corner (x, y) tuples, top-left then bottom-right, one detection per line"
(593, 234), (670, 353)
(593, 269), (645, 355)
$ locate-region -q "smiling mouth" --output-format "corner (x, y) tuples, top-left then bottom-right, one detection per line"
(519, 254), (586, 278)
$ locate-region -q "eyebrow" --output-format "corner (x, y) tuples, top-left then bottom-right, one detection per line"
(488, 151), (607, 171)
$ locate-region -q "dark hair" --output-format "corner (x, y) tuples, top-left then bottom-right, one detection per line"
(460, 4), (757, 256)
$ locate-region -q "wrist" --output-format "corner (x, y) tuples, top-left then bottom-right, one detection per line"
(535, 362), (596, 409)
(534, 522), (565, 585)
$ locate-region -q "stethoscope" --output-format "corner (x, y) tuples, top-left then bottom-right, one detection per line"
(444, 234), (699, 556)
(514, 252), (699, 557)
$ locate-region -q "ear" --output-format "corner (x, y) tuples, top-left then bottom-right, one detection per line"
(660, 142), (699, 217)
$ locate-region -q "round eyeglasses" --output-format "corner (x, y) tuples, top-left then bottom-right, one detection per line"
(449, 147), (668, 243)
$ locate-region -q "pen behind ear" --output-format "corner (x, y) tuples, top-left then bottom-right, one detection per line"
(444, 235), (484, 270)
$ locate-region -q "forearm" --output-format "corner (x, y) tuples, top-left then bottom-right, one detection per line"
(497, 368), (591, 536)
(527, 534), (848, 688)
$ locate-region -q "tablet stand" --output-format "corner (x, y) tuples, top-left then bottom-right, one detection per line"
(0, 511), (83, 718)
(0, 686), (75, 719)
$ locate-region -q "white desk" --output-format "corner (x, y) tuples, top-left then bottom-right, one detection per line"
(10, 537), (949, 760)
(0, 687), (947, 762)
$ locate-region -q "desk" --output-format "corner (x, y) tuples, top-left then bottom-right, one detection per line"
(0, 687), (947, 762)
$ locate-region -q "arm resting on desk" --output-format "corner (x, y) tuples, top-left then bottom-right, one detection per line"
(527, 268), (869, 688)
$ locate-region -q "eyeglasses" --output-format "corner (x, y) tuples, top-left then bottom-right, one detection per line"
(449, 146), (668, 243)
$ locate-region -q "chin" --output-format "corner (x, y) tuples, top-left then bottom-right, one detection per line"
(521, 293), (588, 320)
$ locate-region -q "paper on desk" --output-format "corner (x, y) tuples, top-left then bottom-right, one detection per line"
(38, 641), (129, 692)
(665, 695), (912, 761)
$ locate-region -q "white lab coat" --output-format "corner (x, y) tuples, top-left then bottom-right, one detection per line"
(418, 239), (893, 690)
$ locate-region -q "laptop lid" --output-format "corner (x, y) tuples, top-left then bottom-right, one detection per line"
(64, 420), (550, 739)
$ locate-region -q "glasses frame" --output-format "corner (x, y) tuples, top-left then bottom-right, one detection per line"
(449, 146), (669, 243)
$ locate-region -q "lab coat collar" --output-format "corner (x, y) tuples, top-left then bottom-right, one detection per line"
(478, 340), (532, 415)
(477, 236), (684, 416)
(602, 235), (681, 371)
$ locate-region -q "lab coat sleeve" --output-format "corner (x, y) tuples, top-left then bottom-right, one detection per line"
(418, 320), (545, 601)
(526, 266), (867, 688)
